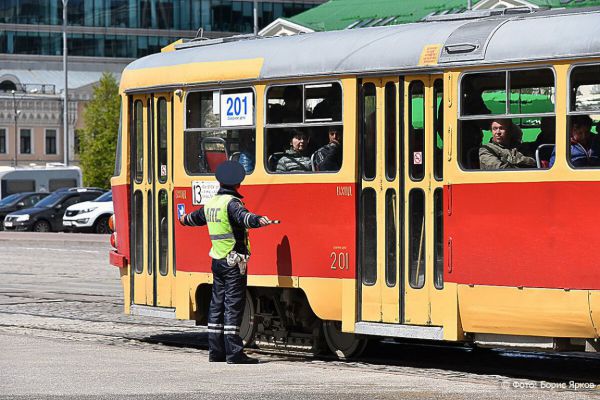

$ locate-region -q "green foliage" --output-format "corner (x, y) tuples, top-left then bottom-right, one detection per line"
(79, 72), (120, 189)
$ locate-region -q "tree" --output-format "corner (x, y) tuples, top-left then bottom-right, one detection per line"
(79, 72), (121, 189)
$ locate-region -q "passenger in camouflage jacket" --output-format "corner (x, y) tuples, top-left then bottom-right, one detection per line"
(479, 119), (536, 170)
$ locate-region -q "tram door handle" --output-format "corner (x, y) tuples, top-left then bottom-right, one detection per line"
(447, 237), (453, 274)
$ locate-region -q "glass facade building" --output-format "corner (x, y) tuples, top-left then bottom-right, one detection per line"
(0, 0), (323, 58)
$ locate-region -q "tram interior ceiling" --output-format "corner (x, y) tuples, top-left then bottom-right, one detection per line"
(111, 8), (600, 360)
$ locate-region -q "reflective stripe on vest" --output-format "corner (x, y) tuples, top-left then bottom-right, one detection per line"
(205, 194), (236, 259)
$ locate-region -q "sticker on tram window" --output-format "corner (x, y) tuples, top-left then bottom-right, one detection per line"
(192, 180), (220, 205)
(220, 93), (253, 127)
(413, 151), (423, 165)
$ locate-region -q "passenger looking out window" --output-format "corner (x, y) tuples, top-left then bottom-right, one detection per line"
(276, 130), (312, 172)
(479, 119), (536, 170)
(313, 127), (342, 171)
(550, 115), (600, 167)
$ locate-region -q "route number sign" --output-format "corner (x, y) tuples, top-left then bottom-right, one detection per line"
(220, 93), (253, 127)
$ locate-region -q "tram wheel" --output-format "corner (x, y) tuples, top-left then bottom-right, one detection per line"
(240, 289), (257, 346)
(322, 320), (368, 359)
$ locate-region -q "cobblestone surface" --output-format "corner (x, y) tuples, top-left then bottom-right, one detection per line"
(0, 232), (599, 399)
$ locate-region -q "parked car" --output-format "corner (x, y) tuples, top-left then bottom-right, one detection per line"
(0, 192), (50, 230)
(3, 188), (106, 232)
(62, 190), (113, 233)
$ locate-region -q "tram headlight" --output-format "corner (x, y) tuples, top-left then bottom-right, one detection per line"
(15, 214), (30, 222)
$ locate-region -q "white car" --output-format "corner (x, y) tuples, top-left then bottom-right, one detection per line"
(62, 190), (113, 233)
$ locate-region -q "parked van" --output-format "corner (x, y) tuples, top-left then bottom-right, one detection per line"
(0, 164), (82, 199)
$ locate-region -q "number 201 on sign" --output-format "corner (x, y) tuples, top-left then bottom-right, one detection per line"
(220, 93), (253, 127)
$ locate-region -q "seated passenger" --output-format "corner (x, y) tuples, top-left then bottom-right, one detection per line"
(238, 131), (255, 173)
(479, 119), (536, 170)
(313, 127), (342, 171)
(276, 130), (312, 172)
(549, 115), (600, 167)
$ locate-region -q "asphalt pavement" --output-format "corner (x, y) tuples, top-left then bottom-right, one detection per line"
(0, 232), (598, 399)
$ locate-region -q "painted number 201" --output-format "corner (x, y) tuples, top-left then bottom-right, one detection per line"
(330, 252), (350, 270)
(226, 96), (247, 116)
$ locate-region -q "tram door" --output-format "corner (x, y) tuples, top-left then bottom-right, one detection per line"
(130, 93), (175, 307)
(402, 75), (445, 326)
(359, 77), (403, 323)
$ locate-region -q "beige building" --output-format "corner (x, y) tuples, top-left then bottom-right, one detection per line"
(0, 70), (115, 168)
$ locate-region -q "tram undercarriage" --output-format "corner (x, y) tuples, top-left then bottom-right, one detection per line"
(195, 285), (368, 359)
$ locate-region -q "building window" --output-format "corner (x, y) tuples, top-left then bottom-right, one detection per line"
(0, 128), (6, 154)
(45, 129), (57, 154)
(19, 129), (32, 154)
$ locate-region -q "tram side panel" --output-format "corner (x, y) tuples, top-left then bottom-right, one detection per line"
(174, 181), (357, 320)
(446, 181), (600, 339)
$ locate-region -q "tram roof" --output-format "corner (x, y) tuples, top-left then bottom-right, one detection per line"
(123, 8), (600, 85)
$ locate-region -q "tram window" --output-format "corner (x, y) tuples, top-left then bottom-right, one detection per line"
(133, 100), (143, 183)
(157, 97), (168, 183)
(459, 69), (556, 170)
(433, 188), (443, 290)
(385, 82), (397, 180)
(509, 69), (555, 114)
(185, 129), (255, 174)
(186, 91), (220, 128)
(265, 82), (343, 174)
(362, 83), (376, 180)
(361, 188), (377, 286)
(460, 72), (504, 116)
(158, 190), (168, 276)
(305, 83), (342, 122)
(570, 65), (600, 112)
(566, 115), (600, 169)
(385, 189), (397, 287)
(133, 191), (144, 274)
(409, 189), (425, 289)
(184, 88), (255, 175)
(266, 85), (303, 124)
(409, 81), (425, 181)
(568, 65), (600, 169)
(433, 79), (444, 180)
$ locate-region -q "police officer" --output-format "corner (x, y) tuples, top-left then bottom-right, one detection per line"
(179, 160), (272, 364)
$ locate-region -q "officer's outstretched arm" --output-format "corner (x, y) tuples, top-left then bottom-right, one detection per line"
(179, 208), (207, 227)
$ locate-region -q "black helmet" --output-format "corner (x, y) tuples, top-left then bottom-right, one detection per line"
(215, 160), (246, 186)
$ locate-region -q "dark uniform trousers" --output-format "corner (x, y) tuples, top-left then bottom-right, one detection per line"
(207, 257), (247, 361)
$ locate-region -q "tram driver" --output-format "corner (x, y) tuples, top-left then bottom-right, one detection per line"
(479, 118), (536, 170)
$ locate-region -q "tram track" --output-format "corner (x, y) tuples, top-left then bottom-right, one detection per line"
(1, 301), (600, 388)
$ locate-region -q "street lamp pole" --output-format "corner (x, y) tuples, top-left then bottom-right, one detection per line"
(62, 0), (69, 166)
(11, 90), (18, 167)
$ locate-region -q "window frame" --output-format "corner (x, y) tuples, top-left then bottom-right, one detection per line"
(263, 80), (344, 175)
(0, 128), (7, 154)
(457, 66), (557, 172)
(566, 62), (600, 170)
(44, 128), (58, 155)
(183, 85), (257, 176)
(19, 128), (33, 155)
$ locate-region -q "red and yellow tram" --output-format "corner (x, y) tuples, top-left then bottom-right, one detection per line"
(110, 7), (600, 357)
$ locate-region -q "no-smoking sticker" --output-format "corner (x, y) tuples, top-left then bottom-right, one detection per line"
(413, 151), (423, 165)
